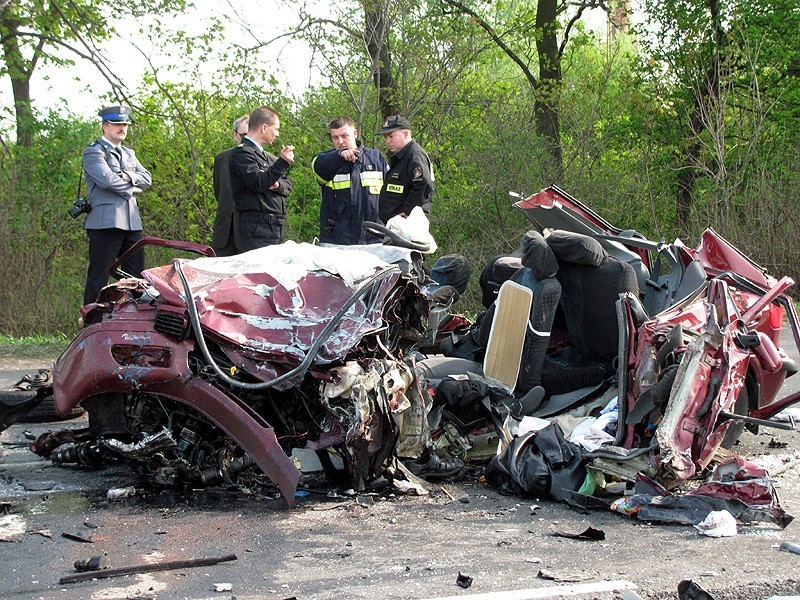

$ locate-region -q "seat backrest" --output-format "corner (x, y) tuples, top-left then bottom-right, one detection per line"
(547, 230), (638, 362)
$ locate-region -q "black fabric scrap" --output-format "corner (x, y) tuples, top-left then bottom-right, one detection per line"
(551, 526), (605, 540)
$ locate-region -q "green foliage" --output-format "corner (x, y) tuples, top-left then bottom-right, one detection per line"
(0, 333), (70, 359)
(2, 0), (800, 334)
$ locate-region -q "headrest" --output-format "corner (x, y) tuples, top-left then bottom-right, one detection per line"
(519, 230), (558, 280)
(546, 230), (607, 267)
(430, 254), (472, 295)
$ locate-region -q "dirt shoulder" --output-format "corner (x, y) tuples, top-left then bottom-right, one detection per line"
(0, 356), (57, 370)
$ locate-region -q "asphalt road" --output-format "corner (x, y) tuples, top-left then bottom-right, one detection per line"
(1, 354), (800, 600)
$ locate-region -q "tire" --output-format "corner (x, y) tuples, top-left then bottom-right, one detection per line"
(17, 392), (86, 423)
(0, 388), (41, 430)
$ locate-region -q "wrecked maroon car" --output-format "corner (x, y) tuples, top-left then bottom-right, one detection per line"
(4, 186), (798, 523)
(511, 185), (799, 466)
(17, 230), (456, 507)
(442, 186), (797, 525)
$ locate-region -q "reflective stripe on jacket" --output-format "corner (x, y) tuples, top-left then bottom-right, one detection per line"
(312, 142), (388, 245)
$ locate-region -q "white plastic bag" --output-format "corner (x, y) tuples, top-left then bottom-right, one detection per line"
(385, 206), (438, 254)
(694, 509), (738, 537)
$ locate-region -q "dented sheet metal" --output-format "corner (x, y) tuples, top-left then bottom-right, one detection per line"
(145, 242), (404, 365)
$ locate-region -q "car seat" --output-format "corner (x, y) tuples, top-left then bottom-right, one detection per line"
(478, 231), (561, 394)
(547, 230), (639, 363)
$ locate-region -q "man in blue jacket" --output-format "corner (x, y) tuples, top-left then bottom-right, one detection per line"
(311, 116), (388, 245)
(82, 105), (152, 305)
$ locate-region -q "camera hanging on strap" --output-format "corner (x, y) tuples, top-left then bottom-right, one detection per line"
(68, 168), (92, 218)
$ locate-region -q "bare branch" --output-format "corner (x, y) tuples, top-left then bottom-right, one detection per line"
(441, 0), (539, 90)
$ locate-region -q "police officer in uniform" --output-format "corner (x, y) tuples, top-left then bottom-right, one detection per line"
(311, 116), (388, 245)
(377, 115), (434, 223)
(228, 106), (294, 251)
(82, 105), (152, 305)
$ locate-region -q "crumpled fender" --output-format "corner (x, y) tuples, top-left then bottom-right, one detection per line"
(52, 318), (300, 507)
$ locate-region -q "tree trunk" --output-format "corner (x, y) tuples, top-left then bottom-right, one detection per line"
(0, 12), (35, 147)
(674, 0), (724, 227)
(364, 0), (399, 118)
(535, 0), (563, 184)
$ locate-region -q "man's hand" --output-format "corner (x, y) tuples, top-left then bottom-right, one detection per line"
(280, 145), (295, 163)
(339, 148), (359, 163)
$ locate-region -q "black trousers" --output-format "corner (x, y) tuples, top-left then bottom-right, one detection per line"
(84, 228), (144, 305)
(237, 212), (284, 252)
(212, 222), (239, 257)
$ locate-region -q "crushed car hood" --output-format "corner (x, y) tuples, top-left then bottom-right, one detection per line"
(143, 242), (417, 368)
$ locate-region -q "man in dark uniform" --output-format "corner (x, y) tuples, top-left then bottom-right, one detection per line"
(211, 114), (249, 256)
(377, 115), (434, 223)
(82, 105), (152, 305)
(228, 106), (294, 251)
(311, 116), (388, 245)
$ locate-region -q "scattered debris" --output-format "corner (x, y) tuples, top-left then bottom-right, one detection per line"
(441, 485), (469, 502)
(0, 514), (26, 542)
(31, 529), (52, 538)
(355, 495), (374, 506)
(694, 510), (737, 538)
(537, 569), (587, 582)
(779, 541), (800, 555)
(677, 578), (715, 600)
(59, 553), (238, 584)
(106, 486), (136, 500)
(212, 582), (233, 592)
(551, 526), (605, 541)
(392, 478), (429, 496)
(74, 552), (109, 572)
(456, 571), (473, 588)
(61, 532), (93, 543)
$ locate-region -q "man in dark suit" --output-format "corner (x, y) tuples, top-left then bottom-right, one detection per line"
(228, 106), (295, 251)
(211, 115), (249, 256)
(82, 105), (152, 305)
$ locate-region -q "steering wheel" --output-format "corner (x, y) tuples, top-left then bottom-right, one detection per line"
(362, 221), (431, 252)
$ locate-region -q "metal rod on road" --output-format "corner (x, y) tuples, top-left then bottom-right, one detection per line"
(58, 553), (237, 584)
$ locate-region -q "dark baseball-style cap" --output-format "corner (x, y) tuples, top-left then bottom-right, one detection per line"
(378, 115), (411, 134)
(99, 105), (133, 123)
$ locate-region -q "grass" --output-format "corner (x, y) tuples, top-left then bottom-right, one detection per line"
(0, 334), (69, 359)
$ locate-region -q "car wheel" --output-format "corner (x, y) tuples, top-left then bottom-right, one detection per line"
(16, 394), (86, 423)
(720, 384), (750, 449)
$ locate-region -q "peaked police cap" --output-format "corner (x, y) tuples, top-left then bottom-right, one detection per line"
(99, 105), (133, 123)
(378, 115), (411, 134)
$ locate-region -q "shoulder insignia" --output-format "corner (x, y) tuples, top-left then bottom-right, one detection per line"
(412, 166), (423, 181)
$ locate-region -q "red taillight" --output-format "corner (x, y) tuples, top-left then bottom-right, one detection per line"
(769, 304), (784, 330)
